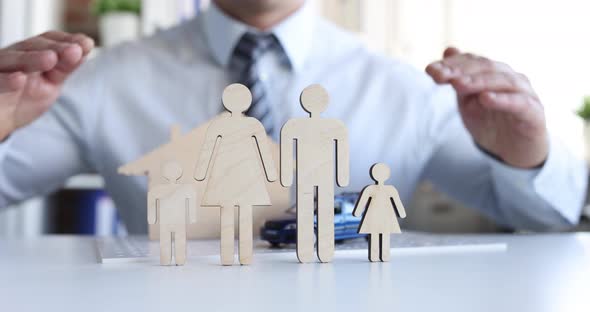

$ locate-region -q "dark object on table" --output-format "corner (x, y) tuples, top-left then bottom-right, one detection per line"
(260, 193), (366, 247)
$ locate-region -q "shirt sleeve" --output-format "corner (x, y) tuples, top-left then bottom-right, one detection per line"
(0, 60), (100, 209)
(0, 136), (12, 162)
(421, 85), (588, 231)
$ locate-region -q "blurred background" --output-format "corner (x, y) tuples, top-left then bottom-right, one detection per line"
(0, 0), (588, 237)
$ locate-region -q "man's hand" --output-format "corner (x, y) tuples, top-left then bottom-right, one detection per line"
(0, 31), (94, 141)
(426, 47), (548, 169)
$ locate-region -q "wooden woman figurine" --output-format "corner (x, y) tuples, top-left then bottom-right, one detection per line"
(194, 83), (277, 266)
(353, 163), (406, 262)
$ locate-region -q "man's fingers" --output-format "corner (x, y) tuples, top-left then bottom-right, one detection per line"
(43, 58), (83, 84)
(9, 36), (81, 71)
(479, 91), (541, 120)
(0, 72), (27, 93)
(451, 72), (534, 97)
(427, 54), (512, 83)
(53, 44), (83, 73)
(5, 37), (83, 75)
(40, 31), (94, 56)
(443, 54), (512, 73)
(443, 47), (461, 58)
(0, 50), (57, 73)
(425, 62), (458, 83)
(10, 36), (69, 52)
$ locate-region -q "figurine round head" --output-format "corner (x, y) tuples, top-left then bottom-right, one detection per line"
(370, 163), (390, 184)
(162, 161), (183, 182)
(300, 84), (329, 116)
(222, 83), (252, 114)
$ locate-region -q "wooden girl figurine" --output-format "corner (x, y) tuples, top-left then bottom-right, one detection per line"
(194, 83), (277, 266)
(353, 163), (406, 262)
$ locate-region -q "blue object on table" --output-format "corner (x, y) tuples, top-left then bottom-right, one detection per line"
(260, 193), (366, 247)
(52, 190), (124, 236)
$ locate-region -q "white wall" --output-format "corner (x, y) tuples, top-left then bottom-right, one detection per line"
(0, 0), (28, 46)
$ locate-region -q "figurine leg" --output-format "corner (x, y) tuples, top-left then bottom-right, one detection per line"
(369, 233), (380, 262)
(220, 204), (235, 266)
(317, 186), (335, 263)
(380, 234), (390, 262)
(174, 228), (187, 265)
(296, 188), (314, 263)
(238, 204), (253, 265)
(160, 228), (172, 265)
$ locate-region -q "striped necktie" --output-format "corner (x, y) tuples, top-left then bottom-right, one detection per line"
(229, 32), (288, 136)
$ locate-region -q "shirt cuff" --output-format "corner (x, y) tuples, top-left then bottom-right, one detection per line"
(482, 137), (586, 225)
(482, 148), (540, 191)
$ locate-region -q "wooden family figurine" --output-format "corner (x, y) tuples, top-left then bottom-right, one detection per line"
(194, 83), (277, 266)
(147, 161), (198, 265)
(122, 83), (403, 266)
(353, 163), (406, 262)
(280, 84), (350, 263)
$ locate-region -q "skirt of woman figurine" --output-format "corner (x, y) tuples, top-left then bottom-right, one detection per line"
(358, 197), (401, 234)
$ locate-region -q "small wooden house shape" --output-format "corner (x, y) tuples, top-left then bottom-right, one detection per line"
(118, 116), (291, 239)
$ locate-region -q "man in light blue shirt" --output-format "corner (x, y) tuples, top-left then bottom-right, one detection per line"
(0, 0), (586, 234)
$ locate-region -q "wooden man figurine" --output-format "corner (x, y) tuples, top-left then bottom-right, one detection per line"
(194, 83), (277, 266)
(147, 161), (198, 265)
(353, 163), (406, 262)
(280, 84), (350, 263)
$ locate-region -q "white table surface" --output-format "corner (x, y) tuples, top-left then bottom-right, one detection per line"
(2, 233), (589, 312)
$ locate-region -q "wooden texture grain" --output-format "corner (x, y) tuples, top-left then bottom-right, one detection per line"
(280, 84), (349, 263)
(353, 163), (407, 262)
(195, 84), (277, 265)
(147, 161), (197, 265)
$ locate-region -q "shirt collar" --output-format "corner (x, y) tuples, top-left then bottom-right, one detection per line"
(203, 1), (315, 71)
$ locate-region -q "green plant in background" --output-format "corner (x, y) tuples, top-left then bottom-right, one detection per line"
(93, 0), (141, 16)
(576, 96), (590, 122)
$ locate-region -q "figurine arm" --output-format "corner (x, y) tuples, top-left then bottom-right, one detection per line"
(389, 187), (407, 219)
(147, 190), (159, 224)
(334, 123), (350, 187)
(352, 187), (371, 217)
(280, 122), (295, 187)
(253, 127), (277, 182)
(194, 126), (220, 181)
(187, 191), (198, 224)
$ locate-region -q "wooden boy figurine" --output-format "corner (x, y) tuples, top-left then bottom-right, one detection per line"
(353, 163), (406, 262)
(280, 84), (350, 263)
(148, 161), (198, 265)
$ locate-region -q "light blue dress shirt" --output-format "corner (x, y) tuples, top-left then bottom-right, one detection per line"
(0, 2), (587, 233)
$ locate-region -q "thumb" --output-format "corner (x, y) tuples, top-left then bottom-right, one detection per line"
(443, 47), (461, 58)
